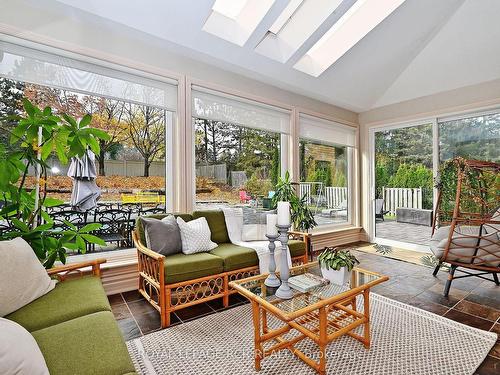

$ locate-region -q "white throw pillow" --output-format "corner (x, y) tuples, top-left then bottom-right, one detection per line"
(0, 318), (50, 375)
(0, 237), (57, 317)
(176, 217), (217, 254)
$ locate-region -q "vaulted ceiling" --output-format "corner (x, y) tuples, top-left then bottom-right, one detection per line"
(39, 0), (500, 112)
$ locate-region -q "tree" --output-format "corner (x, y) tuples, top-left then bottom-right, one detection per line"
(24, 84), (84, 117)
(82, 96), (127, 175)
(0, 78), (25, 150)
(126, 104), (166, 177)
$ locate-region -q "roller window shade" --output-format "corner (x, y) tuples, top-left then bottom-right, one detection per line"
(192, 87), (291, 134)
(0, 42), (177, 111)
(299, 114), (356, 147)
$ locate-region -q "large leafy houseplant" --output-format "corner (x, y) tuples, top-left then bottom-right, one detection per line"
(272, 171), (317, 232)
(0, 99), (110, 268)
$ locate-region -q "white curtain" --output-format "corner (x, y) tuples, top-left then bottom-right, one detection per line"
(299, 113), (356, 147)
(0, 41), (177, 111)
(192, 86), (291, 134)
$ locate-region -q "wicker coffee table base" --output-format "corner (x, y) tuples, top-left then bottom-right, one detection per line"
(251, 289), (371, 374)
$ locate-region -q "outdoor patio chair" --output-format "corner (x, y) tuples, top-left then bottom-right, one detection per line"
(93, 209), (131, 248)
(375, 199), (389, 221)
(239, 190), (251, 203)
(140, 205), (165, 215)
(50, 210), (88, 230)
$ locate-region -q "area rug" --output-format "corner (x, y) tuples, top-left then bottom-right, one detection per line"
(127, 293), (496, 375)
(352, 243), (441, 269)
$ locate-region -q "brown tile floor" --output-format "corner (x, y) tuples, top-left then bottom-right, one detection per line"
(108, 250), (499, 374)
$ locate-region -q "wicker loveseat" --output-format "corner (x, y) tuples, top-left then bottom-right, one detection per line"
(4, 259), (136, 375)
(132, 210), (309, 328)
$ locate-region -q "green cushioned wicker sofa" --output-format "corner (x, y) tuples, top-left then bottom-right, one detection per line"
(5, 259), (136, 375)
(133, 210), (309, 328)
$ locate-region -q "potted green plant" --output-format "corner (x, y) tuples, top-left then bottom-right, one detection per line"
(0, 99), (109, 268)
(318, 247), (359, 285)
(272, 171), (317, 232)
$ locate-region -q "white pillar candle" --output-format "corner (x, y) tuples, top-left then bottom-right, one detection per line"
(266, 214), (278, 236)
(277, 201), (291, 226)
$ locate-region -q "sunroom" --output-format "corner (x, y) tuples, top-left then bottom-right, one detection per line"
(0, 1), (498, 374)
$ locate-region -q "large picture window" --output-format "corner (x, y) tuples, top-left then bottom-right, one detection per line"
(298, 114), (355, 227)
(0, 41), (177, 253)
(439, 112), (500, 163)
(192, 87), (290, 209)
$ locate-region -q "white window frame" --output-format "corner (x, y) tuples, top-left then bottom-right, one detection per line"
(367, 105), (500, 252)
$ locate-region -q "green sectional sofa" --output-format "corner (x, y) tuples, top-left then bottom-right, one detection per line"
(5, 259), (136, 375)
(133, 210), (309, 328)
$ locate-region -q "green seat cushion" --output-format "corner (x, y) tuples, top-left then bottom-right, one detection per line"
(32, 311), (136, 375)
(193, 210), (230, 244)
(135, 213), (193, 245)
(6, 276), (111, 332)
(210, 243), (259, 272)
(164, 252), (224, 284)
(289, 239), (306, 258)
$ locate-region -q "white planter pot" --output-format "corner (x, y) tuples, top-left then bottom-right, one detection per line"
(321, 266), (351, 286)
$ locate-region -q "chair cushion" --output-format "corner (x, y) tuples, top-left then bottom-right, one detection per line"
(164, 252), (224, 284)
(193, 210), (230, 244)
(210, 243), (258, 271)
(6, 276), (111, 332)
(135, 213), (193, 245)
(32, 311), (136, 375)
(289, 239), (306, 258)
(430, 226), (483, 263)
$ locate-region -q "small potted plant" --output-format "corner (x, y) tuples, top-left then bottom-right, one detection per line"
(318, 247), (360, 285)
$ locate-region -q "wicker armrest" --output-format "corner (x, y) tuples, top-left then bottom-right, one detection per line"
(47, 258), (106, 280)
(288, 230), (311, 241)
(133, 230), (165, 287)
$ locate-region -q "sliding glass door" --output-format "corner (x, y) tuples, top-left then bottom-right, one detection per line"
(373, 122), (434, 249)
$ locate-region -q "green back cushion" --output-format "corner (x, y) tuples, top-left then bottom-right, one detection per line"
(5, 276), (111, 332)
(135, 213), (193, 245)
(192, 210), (230, 244)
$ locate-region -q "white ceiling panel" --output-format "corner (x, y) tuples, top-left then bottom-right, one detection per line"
(11, 0), (499, 112)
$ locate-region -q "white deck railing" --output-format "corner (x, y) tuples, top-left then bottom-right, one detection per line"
(325, 187), (348, 209)
(382, 187), (422, 215)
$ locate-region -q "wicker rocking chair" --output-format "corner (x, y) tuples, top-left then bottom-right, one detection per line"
(430, 158), (499, 296)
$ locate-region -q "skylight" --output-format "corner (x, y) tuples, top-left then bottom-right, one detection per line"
(203, 0), (275, 46)
(268, 0), (303, 35)
(255, 0), (345, 64)
(294, 0), (406, 77)
(212, 0), (248, 20)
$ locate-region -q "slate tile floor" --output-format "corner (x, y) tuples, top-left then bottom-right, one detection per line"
(108, 250), (499, 374)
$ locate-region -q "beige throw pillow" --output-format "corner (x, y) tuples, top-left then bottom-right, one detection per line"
(176, 217), (217, 254)
(0, 317), (50, 375)
(0, 237), (57, 317)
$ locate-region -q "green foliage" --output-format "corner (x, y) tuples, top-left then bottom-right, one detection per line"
(244, 175), (273, 197)
(0, 99), (109, 268)
(318, 247), (360, 271)
(388, 163), (433, 189)
(312, 161), (332, 187)
(373, 243), (393, 255)
(272, 171), (317, 232)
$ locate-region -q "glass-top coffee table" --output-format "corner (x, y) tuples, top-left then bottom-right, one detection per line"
(229, 262), (389, 374)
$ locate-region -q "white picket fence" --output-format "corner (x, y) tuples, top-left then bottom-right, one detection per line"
(382, 187), (422, 216)
(325, 187), (348, 209)
(299, 183), (312, 205)
(298, 183), (347, 209)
